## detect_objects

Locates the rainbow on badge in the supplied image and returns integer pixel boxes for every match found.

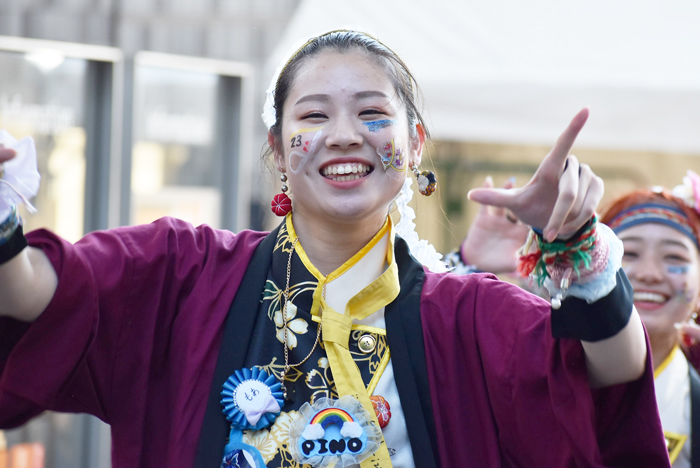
[309,408,354,427]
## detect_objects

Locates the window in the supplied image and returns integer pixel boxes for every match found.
[0,50,87,242]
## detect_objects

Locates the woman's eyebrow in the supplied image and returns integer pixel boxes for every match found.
[295,91,389,106]
[620,236,643,242]
[295,94,329,105]
[353,90,389,100]
[661,239,692,250]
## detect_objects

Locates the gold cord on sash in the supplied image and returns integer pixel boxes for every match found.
[281,237,323,400]
[286,214,399,468]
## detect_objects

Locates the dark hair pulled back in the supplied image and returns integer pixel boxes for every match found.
[264,30,430,160]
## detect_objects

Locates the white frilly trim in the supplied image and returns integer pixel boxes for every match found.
[394,178,448,273]
[543,223,623,303]
[0,129,40,220]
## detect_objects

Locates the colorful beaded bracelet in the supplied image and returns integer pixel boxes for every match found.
[517,216,598,283]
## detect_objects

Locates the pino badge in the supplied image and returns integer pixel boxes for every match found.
[288,396,382,468]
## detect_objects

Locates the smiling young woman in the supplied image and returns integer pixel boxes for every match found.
[601,178,700,468]
[0,30,669,468]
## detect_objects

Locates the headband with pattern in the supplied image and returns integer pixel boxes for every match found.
[608,170,700,248]
[608,203,699,248]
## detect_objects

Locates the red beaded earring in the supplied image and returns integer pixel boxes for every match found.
[271,172,292,216]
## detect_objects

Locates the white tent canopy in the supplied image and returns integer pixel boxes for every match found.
[265,0,700,153]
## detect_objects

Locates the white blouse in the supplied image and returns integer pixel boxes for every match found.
[655,347,692,468]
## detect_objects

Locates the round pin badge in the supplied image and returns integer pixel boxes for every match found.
[221,367,284,430]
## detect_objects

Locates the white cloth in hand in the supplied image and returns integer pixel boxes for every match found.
[0,129,40,220]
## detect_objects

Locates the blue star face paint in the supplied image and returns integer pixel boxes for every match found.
[668,265,690,274]
[363,119,396,133]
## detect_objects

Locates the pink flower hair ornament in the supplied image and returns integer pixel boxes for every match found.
[670,170,700,214]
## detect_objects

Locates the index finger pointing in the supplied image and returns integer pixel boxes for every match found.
[467,186,516,210]
[540,107,589,174]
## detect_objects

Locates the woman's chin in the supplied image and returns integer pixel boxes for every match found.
[325,205,387,225]
[640,315,684,342]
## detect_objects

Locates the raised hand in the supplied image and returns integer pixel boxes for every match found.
[467,108,603,242]
[460,176,529,273]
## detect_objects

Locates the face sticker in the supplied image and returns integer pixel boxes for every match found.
[671,280,696,304]
[289,126,324,174]
[376,139,406,177]
[362,119,396,133]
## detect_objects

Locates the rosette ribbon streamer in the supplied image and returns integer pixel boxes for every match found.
[219,367,284,468]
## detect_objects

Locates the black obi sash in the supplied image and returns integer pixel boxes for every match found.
[193,226,438,467]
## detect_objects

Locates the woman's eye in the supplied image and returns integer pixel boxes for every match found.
[622,252,638,260]
[303,112,326,119]
[360,109,384,117]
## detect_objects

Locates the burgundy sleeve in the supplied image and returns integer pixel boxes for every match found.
[0,218,242,428]
[475,276,670,467]
[421,272,670,468]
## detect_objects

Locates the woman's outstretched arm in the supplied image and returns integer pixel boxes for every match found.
[0,246,57,321]
[0,147,57,322]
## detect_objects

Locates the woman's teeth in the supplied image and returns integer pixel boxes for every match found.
[633,292,667,303]
[322,163,371,180]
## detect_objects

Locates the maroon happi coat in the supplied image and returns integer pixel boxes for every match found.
[0,217,669,467]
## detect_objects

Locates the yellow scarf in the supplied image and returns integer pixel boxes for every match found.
[286,214,399,468]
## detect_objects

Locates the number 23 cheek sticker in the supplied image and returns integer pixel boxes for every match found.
[289,126,324,174]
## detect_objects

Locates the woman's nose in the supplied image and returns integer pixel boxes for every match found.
[325,115,363,149]
[630,254,665,283]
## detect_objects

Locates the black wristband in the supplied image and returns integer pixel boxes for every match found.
[0,224,28,264]
[551,269,634,342]
[531,215,596,243]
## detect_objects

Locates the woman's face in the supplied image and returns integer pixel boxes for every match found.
[274,50,422,227]
[619,223,700,341]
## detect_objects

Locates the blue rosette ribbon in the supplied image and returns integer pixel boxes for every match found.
[219,367,284,468]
